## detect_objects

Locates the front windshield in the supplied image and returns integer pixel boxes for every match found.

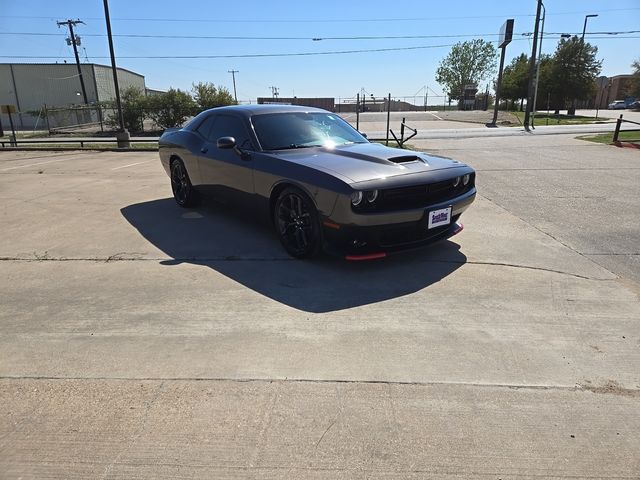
[251,112,368,151]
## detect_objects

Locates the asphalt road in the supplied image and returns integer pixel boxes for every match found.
[0,134,639,478]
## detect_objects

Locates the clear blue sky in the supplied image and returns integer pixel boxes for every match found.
[1,0,638,102]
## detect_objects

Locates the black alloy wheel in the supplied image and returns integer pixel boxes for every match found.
[170,159,197,207]
[275,187,322,258]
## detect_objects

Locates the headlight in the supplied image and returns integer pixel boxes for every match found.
[462,174,470,186]
[365,190,378,203]
[452,176,461,187]
[350,191,363,206]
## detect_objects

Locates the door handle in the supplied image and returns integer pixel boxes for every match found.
[200,147,208,153]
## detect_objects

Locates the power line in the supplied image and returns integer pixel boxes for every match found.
[3,8,640,23]
[0,41,519,60]
[2,30,638,40]
[2,35,639,62]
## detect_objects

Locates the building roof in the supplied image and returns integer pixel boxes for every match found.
[0,62,144,78]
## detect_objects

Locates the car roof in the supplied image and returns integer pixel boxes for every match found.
[183,104,332,130]
[207,104,329,117]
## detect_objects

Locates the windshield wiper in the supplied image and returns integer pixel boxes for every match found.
[269,144,318,150]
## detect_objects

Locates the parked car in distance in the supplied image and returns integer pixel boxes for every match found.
[608,100,627,109]
[627,100,640,110]
[158,105,476,260]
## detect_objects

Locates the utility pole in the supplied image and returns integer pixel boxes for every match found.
[531,2,546,128]
[57,19,88,104]
[523,0,543,131]
[228,70,239,104]
[103,0,129,147]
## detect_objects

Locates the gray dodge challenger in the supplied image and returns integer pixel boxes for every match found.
[159,104,476,260]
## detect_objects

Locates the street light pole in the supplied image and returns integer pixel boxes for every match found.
[103,0,129,148]
[569,14,598,115]
[582,14,598,42]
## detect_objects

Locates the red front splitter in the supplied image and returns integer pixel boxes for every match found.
[345,252,387,261]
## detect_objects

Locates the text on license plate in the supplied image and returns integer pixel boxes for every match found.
[428,207,452,229]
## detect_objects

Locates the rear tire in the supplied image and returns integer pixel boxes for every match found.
[170,159,197,207]
[274,187,322,258]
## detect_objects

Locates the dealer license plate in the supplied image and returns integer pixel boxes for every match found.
[427,207,452,229]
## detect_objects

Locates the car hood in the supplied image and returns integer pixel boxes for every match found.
[271,142,466,184]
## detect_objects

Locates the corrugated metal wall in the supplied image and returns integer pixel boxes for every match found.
[12,64,98,111]
[0,63,145,129]
[94,65,145,103]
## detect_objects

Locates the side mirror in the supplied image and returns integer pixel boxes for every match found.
[217,136,236,149]
[360,132,368,139]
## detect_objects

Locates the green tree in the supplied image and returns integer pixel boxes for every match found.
[531,55,554,111]
[631,58,640,97]
[546,37,602,111]
[192,82,235,110]
[500,53,529,111]
[435,39,498,100]
[146,88,197,129]
[106,86,147,132]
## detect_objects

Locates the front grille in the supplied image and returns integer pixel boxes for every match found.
[378,216,459,247]
[375,174,474,212]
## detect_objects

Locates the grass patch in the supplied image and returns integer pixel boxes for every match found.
[511,111,610,125]
[578,131,640,145]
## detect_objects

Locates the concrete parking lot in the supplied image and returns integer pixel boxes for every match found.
[1,134,639,478]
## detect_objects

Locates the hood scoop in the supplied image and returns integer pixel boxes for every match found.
[388,155,422,164]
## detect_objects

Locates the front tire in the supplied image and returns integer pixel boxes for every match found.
[170,159,197,207]
[274,187,322,258]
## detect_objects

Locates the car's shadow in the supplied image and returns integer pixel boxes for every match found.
[121,198,467,313]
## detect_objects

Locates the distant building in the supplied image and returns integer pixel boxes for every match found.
[145,87,165,97]
[590,74,636,109]
[257,97,335,111]
[0,63,146,128]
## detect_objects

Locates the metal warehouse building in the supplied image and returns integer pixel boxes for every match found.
[0,63,146,129]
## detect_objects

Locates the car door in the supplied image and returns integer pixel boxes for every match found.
[197,114,255,200]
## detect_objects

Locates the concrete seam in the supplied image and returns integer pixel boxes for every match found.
[477,193,620,280]
[0,375,591,391]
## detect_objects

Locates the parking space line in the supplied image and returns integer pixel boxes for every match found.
[111,160,154,170]
[428,112,444,120]
[0,156,79,171]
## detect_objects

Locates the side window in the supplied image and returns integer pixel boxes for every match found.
[208,115,253,149]
[195,115,217,139]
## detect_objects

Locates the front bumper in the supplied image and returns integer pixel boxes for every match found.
[322,188,475,258]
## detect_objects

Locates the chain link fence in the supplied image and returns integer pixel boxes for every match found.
[1,92,494,137]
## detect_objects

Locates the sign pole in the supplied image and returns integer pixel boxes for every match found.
[487,19,513,128]
[488,45,507,127]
